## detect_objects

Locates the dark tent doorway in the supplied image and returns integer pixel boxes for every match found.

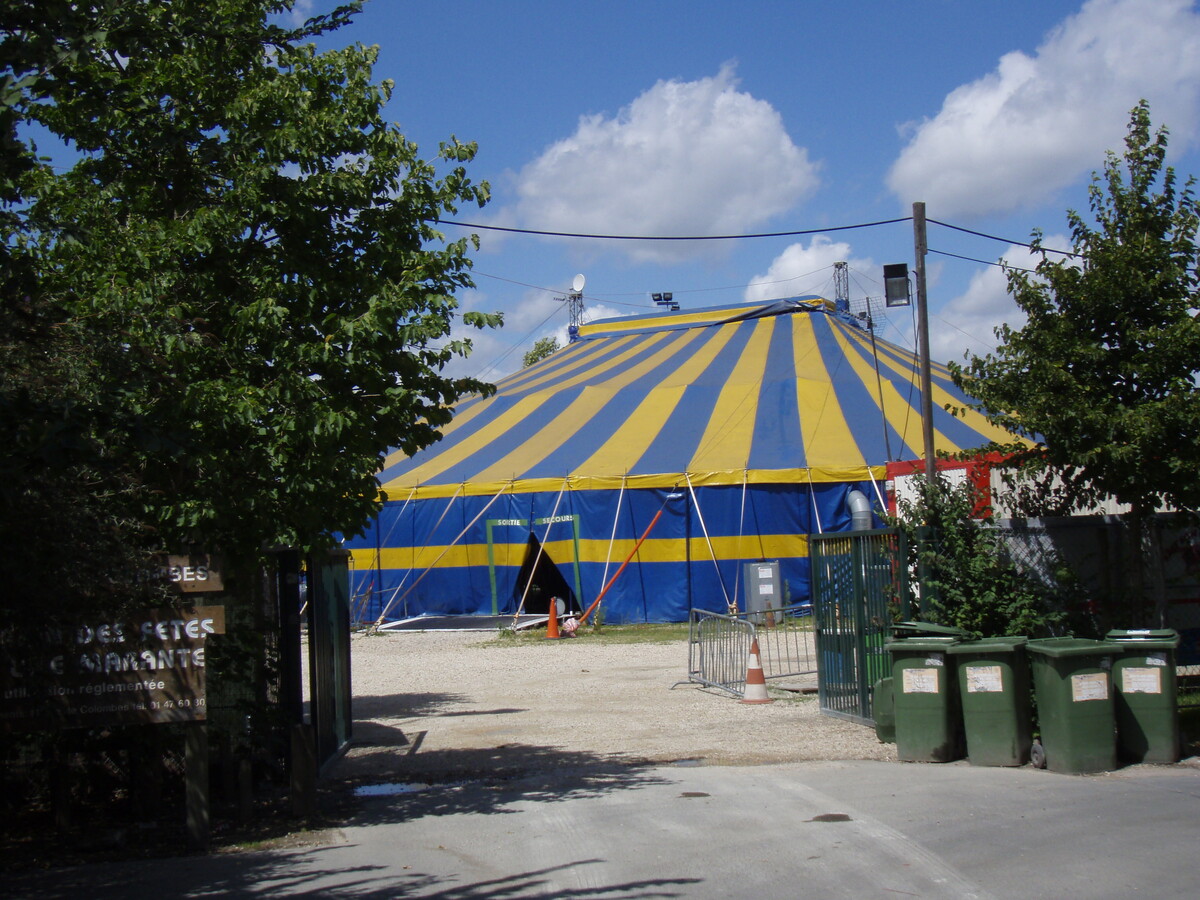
[514,533,580,615]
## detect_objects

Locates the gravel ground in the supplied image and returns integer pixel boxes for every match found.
[329,629,895,789]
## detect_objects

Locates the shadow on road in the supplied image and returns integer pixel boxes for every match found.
[329,689,675,827]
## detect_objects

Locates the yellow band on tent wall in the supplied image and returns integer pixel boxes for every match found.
[350,533,812,573]
[379,466,889,501]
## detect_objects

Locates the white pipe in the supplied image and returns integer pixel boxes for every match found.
[848,489,873,531]
[374,482,510,626]
[513,478,569,623]
[685,473,734,613]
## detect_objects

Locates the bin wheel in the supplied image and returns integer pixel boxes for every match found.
[1030,740,1046,769]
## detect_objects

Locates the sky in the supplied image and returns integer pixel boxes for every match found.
[300,0,1200,381]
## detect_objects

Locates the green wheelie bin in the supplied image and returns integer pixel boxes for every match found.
[885,636,963,762]
[948,636,1032,766]
[1027,637,1119,774]
[1106,629,1180,764]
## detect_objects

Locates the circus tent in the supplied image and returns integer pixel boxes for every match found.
[342,297,1017,624]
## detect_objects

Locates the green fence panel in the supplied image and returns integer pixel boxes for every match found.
[811,528,906,725]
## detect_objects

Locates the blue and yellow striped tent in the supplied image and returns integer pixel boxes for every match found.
[345,296,1015,624]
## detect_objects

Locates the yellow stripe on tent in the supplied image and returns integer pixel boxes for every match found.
[498,332,641,396]
[791,314,866,467]
[840,324,1026,448]
[353,532,812,572]
[689,318,774,472]
[828,323,945,455]
[472,329,700,483]
[572,321,739,475]
[381,333,670,488]
[378,335,644,474]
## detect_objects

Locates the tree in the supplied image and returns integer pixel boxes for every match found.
[951,102,1200,621]
[2,0,501,575]
[522,335,560,368]
[890,475,1069,640]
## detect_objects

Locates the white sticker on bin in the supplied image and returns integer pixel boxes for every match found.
[924,654,944,667]
[965,665,1004,693]
[1146,653,1166,666]
[902,668,939,694]
[1071,672,1109,702]
[1122,667,1162,694]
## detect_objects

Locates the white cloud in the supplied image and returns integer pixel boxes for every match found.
[887,0,1200,217]
[288,1,315,26]
[929,236,1070,364]
[744,236,875,304]
[513,64,819,263]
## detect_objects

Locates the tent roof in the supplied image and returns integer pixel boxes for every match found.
[378,296,1019,498]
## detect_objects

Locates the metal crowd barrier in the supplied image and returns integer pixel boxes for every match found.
[683,604,817,698]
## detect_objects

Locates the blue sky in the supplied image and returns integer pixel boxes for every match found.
[301,0,1200,380]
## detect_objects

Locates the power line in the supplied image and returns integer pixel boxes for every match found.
[927,217,1079,258]
[437,217,911,242]
[928,247,1035,273]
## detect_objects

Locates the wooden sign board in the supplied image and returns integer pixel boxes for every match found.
[0,606,225,730]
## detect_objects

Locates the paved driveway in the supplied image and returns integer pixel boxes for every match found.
[13,759,1200,899]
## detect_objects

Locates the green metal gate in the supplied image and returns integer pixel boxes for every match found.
[307,548,353,768]
[810,528,908,725]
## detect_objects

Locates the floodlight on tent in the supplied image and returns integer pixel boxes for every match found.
[883,263,911,307]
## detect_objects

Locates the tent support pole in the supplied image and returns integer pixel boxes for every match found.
[599,476,627,601]
[808,469,824,534]
[732,470,750,611]
[685,474,735,614]
[373,482,510,627]
[866,467,888,514]
[578,490,672,627]
[513,478,568,626]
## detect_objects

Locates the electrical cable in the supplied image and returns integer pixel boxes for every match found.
[437,216,911,242]
[926,218,1079,258]
[929,247,1035,272]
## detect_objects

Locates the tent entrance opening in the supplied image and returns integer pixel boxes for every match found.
[515,534,579,615]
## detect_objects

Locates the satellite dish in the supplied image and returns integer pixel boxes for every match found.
[572,273,586,293]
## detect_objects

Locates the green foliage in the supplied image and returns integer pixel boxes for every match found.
[2,0,502,580]
[891,475,1068,639]
[522,335,560,368]
[951,102,1200,518]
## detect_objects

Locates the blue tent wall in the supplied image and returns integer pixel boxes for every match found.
[344,478,876,624]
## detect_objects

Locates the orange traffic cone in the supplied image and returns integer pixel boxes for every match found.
[544,605,561,640]
[741,638,773,704]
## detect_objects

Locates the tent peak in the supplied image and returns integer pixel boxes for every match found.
[576,296,864,342]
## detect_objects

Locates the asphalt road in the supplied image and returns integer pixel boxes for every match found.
[13,758,1200,899]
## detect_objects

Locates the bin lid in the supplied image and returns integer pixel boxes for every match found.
[1026,637,1118,659]
[947,636,1028,655]
[1104,629,1180,649]
[891,621,970,638]
[885,636,960,653]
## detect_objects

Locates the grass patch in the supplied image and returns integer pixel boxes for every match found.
[482,622,690,647]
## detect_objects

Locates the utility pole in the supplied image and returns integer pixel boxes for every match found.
[912,201,936,482]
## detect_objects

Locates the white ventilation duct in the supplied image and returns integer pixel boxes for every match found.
[847,489,873,531]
